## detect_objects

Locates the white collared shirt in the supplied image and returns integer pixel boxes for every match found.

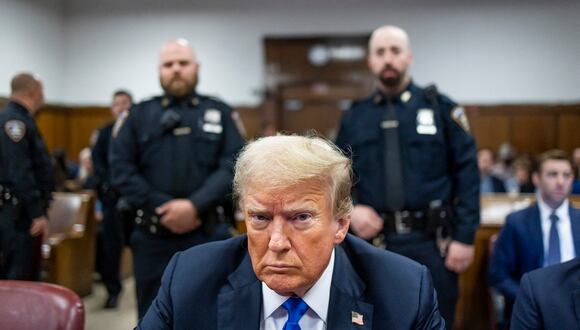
[537,195,576,266]
[260,249,335,330]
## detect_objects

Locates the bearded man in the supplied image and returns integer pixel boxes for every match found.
[110,39,245,317]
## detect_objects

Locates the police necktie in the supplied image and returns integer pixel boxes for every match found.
[281,296,309,330]
[383,98,405,212]
[546,212,561,266]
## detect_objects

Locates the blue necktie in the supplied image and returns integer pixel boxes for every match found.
[282,296,309,330]
[546,212,561,266]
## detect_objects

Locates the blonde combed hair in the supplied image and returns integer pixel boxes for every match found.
[233,134,353,219]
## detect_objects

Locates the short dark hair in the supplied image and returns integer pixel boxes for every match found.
[536,149,572,173]
[113,89,133,104]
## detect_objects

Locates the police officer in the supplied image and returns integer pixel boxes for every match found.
[92,89,133,309]
[110,39,245,318]
[0,72,55,280]
[335,25,479,328]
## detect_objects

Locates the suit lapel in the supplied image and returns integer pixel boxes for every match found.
[569,206,580,257]
[528,204,545,268]
[217,252,262,330]
[327,246,373,330]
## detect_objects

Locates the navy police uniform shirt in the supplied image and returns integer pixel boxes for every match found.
[109,92,245,216]
[335,81,479,244]
[0,101,55,219]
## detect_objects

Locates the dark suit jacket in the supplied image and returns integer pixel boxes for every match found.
[490,175,507,193]
[511,257,580,330]
[137,234,445,329]
[489,203,580,302]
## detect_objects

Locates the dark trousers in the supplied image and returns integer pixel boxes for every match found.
[130,223,231,319]
[96,201,124,297]
[386,232,458,330]
[0,205,39,280]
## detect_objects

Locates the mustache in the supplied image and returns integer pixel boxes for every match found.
[381,65,400,75]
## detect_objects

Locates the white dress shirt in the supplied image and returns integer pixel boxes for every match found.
[260,249,335,330]
[537,195,576,266]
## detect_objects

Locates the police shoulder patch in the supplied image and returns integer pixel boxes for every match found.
[4,120,26,142]
[451,106,471,133]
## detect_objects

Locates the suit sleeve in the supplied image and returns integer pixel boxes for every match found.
[91,127,108,190]
[488,215,521,301]
[441,101,480,244]
[510,273,540,330]
[415,265,447,330]
[110,109,173,207]
[137,252,181,329]
[188,107,245,214]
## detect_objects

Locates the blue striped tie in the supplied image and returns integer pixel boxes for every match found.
[282,296,309,330]
[546,212,561,266]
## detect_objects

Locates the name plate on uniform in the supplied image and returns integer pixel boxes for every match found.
[173,127,192,136]
[203,123,223,134]
[381,120,399,129]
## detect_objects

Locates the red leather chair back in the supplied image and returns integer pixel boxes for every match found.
[0,280,84,330]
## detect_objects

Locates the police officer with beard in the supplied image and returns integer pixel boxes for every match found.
[336,26,479,328]
[110,39,245,317]
[0,73,55,280]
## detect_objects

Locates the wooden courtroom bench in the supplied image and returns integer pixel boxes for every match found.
[42,191,97,297]
[454,194,580,329]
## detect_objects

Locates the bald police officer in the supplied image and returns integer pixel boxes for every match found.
[336,25,479,328]
[0,72,55,280]
[110,39,245,317]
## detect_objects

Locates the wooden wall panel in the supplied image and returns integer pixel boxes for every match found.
[558,114,580,154]
[67,107,111,159]
[36,106,69,153]
[469,114,510,150]
[511,114,557,155]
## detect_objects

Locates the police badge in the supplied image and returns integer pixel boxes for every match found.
[4,120,26,142]
[416,109,437,135]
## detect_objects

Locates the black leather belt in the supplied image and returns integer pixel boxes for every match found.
[380,210,427,234]
[0,185,18,207]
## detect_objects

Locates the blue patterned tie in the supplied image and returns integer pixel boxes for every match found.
[546,212,561,266]
[282,296,309,330]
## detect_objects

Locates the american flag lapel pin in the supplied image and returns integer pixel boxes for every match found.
[351,311,364,326]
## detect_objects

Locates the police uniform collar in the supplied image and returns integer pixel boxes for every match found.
[7,100,33,117]
[161,91,200,108]
[373,81,414,105]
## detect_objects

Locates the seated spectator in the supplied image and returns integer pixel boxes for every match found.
[511,257,580,329]
[489,149,580,325]
[573,147,580,195]
[493,142,518,192]
[478,148,507,194]
[512,156,535,194]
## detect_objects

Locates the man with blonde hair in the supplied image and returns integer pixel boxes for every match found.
[138,134,445,329]
[0,72,55,280]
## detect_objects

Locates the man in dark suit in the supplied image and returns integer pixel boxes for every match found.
[478,148,507,194]
[489,149,580,323]
[511,257,580,329]
[92,89,133,308]
[138,135,445,329]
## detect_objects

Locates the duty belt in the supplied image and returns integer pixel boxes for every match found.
[0,185,18,207]
[380,210,427,234]
[132,208,171,237]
